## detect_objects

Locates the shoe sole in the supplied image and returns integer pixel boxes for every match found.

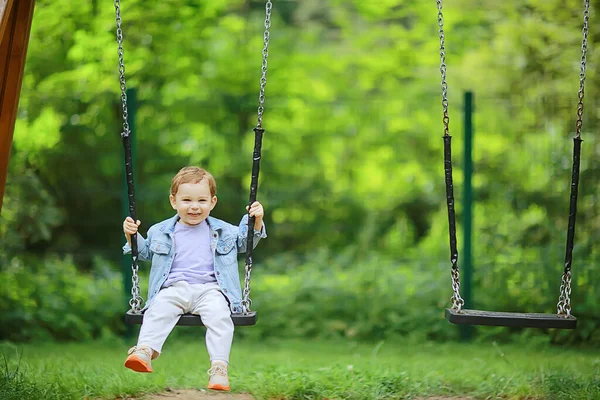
[207,383,230,391]
[124,355,152,373]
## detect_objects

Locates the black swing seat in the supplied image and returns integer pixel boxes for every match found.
[125,310,257,327]
[445,308,577,329]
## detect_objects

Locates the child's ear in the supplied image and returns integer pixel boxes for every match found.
[169,194,177,209]
[210,195,218,210]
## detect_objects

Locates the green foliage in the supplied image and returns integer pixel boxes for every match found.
[242,251,450,342]
[4,247,595,343]
[1,0,599,342]
[241,247,599,344]
[13,0,597,256]
[0,255,125,342]
[0,167,63,262]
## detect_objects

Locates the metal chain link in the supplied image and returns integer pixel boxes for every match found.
[129,254,143,312]
[115,0,130,138]
[256,1,272,129]
[557,0,589,318]
[438,0,462,310]
[115,0,143,313]
[451,268,465,311]
[240,0,273,314]
[241,262,253,313]
[557,270,572,318]
[437,0,587,317]
[574,0,589,139]
[437,0,450,136]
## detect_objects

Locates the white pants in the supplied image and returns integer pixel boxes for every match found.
[137,281,234,363]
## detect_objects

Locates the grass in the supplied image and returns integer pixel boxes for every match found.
[1,336,599,399]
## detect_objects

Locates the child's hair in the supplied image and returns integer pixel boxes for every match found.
[170,166,217,197]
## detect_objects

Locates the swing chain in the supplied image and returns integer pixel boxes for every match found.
[557,1,589,319]
[129,253,143,313]
[241,262,253,313]
[438,0,461,310]
[436,0,450,136]
[257,0,272,129]
[242,0,272,313]
[115,0,143,313]
[557,270,572,318]
[114,0,130,138]
[450,268,464,311]
[575,0,589,139]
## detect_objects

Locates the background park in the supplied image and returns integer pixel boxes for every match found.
[1,0,599,399]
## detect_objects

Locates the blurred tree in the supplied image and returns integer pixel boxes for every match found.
[3,0,598,287]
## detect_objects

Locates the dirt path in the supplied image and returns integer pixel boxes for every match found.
[124,389,476,400]
[127,389,254,400]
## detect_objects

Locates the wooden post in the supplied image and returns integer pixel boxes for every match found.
[0,0,35,213]
[1,1,16,42]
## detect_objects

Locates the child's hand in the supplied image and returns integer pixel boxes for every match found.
[123,217,141,245]
[246,201,264,231]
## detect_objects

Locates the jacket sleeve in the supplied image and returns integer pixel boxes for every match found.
[236,214,267,253]
[122,227,152,261]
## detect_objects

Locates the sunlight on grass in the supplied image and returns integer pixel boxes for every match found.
[1,338,599,399]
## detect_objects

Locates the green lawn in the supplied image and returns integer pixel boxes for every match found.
[1,336,599,399]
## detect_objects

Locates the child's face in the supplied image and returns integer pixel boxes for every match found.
[169,179,217,226]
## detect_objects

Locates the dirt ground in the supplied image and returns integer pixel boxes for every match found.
[124,389,476,400]
[124,389,254,400]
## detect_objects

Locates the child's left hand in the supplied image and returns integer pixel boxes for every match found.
[247,201,264,230]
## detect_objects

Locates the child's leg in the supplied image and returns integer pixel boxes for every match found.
[137,283,190,355]
[191,283,234,364]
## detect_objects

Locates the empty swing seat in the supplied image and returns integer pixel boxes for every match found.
[445,308,577,329]
[125,310,257,327]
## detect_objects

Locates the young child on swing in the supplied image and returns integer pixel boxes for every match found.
[121,166,266,391]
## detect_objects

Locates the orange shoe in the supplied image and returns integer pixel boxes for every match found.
[124,346,153,373]
[207,362,230,391]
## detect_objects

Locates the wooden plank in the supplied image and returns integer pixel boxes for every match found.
[125,310,258,327]
[0,0,35,214]
[0,0,15,87]
[0,0,16,44]
[445,308,577,329]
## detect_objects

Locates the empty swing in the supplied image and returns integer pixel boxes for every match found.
[436,0,589,329]
[114,0,274,327]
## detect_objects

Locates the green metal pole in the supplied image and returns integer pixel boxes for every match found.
[461,91,474,341]
[121,87,137,336]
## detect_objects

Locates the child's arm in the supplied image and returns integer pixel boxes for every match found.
[237,201,267,252]
[122,217,152,260]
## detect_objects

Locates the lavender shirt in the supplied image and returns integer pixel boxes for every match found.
[162,220,217,287]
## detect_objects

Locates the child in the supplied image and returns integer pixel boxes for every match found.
[121,166,266,391]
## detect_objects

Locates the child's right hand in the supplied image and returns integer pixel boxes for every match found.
[123,217,141,245]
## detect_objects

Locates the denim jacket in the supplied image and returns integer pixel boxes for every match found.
[123,213,267,313]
